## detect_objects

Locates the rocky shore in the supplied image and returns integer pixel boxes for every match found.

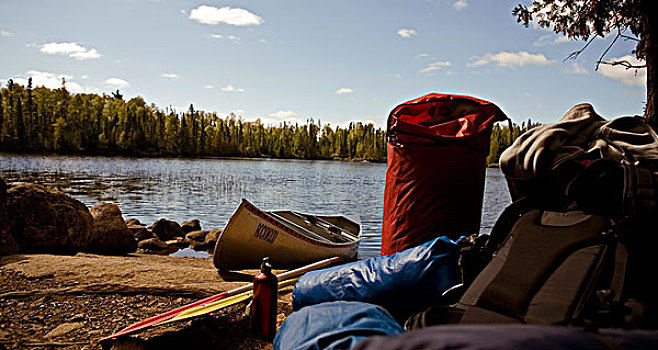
[0,253,295,349]
[0,178,291,349]
[0,178,223,258]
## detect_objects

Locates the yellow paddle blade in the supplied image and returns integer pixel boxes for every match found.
[167,291,254,323]
[278,276,300,288]
[163,276,301,324]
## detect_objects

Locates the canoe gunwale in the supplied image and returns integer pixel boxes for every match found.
[270,210,359,242]
[268,212,336,244]
[242,200,361,249]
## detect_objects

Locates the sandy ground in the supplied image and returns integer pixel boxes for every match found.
[0,253,295,350]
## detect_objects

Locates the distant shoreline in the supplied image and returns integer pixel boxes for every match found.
[0,151,515,168]
[0,150,386,164]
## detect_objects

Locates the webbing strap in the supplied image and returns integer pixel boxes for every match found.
[611,242,628,304]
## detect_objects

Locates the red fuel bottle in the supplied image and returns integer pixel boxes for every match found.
[251,257,278,341]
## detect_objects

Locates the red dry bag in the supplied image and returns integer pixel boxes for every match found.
[381,93,507,255]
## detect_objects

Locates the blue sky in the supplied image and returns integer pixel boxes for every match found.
[0,0,647,127]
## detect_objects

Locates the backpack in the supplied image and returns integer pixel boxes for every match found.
[407,201,630,327]
[406,159,658,330]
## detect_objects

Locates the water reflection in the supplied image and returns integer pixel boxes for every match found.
[0,154,510,259]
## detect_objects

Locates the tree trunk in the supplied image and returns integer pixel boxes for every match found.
[643,0,658,128]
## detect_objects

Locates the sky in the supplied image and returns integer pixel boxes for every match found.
[0,0,648,128]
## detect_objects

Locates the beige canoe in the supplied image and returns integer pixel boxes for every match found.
[213,199,361,270]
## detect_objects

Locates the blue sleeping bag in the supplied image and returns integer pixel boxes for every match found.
[274,301,404,350]
[292,236,460,319]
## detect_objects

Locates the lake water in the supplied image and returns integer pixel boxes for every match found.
[0,154,511,259]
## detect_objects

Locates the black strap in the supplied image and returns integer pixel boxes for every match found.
[484,196,538,254]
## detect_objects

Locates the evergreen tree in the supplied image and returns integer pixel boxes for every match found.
[0,82,396,162]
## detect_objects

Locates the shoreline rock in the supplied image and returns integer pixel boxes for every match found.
[151,218,185,241]
[0,178,19,255]
[186,229,210,242]
[0,176,222,260]
[87,203,137,255]
[181,219,201,233]
[128,223,153,241]
[5,181,94,254]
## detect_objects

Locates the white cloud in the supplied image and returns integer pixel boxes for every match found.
[161,73,179,79]
[598,55,647,86]
[416,53,429,59]
[70,48,101,60]
[565,62,589,75]
[420,60,451,74]
[468,51,554,68]
[105,78,130,89]
[251,110,305,126]
[397,28,417,38]
[2,70,84,93]
[0,30,12,37]
[269,110,298,119]
[189,5,263,26]
[533,34,570,46]
[203,84,215,89]
[335,88,354,95]
[211,33,241,43]
[221,84,245,92]
[39,42,101,60]
[453,0,468,11]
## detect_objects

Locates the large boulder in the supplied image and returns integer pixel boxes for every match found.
[151,219,185,241]
[5,182,93,254]
[0,178,19,256]
[87,203,137,255]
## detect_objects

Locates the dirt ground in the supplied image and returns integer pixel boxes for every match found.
[0,253,295,350]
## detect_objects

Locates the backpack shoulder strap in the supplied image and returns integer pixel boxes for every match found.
[483,196,538,256]
[459,196,539,288]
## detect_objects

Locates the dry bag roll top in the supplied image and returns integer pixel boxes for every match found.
[382,93,507,256]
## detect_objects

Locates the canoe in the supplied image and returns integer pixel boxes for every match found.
[213,199,361,270]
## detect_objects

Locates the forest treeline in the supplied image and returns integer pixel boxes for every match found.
[0,79,538,164]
